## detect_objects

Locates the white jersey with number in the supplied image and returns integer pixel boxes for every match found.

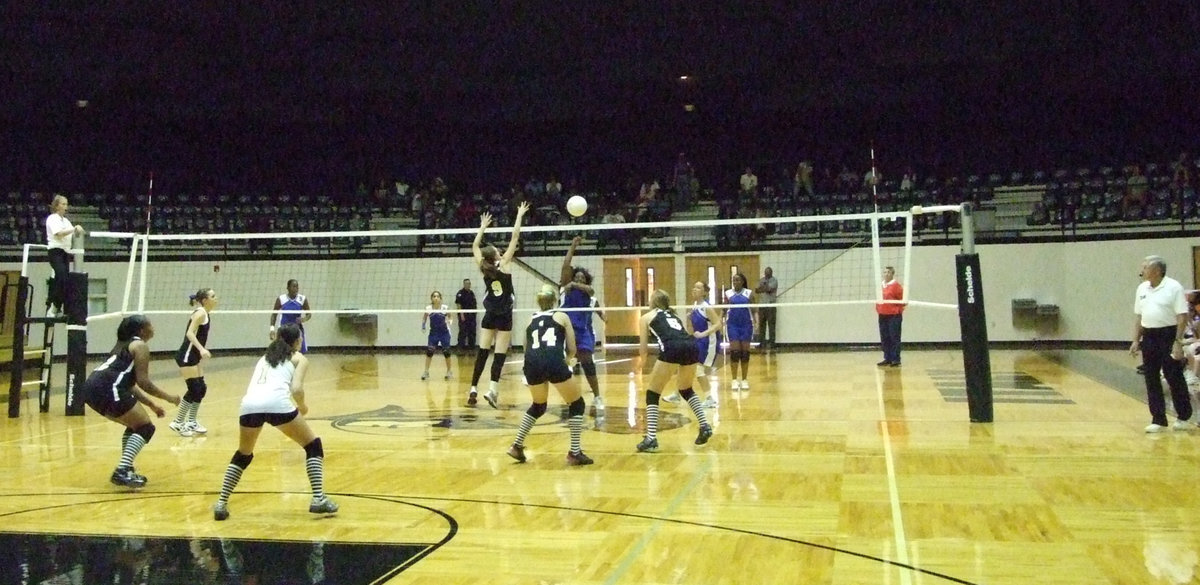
[239,357,297,415]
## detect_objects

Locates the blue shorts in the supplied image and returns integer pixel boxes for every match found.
[573,326,595,354]
[727,323,753,343]
[428,329,452,349]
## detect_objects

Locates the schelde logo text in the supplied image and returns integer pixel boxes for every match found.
[964,266,975,304]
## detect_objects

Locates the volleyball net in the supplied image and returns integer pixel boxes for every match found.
[78,205,965,350]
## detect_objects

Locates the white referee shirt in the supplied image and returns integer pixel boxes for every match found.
[45,214,74,250]
[239,357,298,415]
[1134,276,1187,328]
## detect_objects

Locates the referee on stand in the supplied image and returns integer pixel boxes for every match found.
[1132,255,1193,433]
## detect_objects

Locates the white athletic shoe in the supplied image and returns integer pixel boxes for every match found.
[1145,423,1168,434]
[444,371,452,380]
[189,420,207,434]
[169,421,194,437]
[593,395,606,411]
[483,388,499,409]
[730,380,741,391]
[662,393,681,404]
[1173,419,1195,431]
[420,371,429,380]
[701,396,719,408]
[740,380,749,391]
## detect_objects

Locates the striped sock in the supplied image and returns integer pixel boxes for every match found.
[118,433,147,469]
[513,413,537,448]
[121,428,133,451]
[217,464,245,505]
[186,401,200,424]
[645,404,659,440]
[568,414,583,454]
[685,394,710,427]
[172,401,193,426]
[306,457,325,500]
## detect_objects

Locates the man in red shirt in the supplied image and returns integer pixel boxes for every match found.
[876,266,906,366]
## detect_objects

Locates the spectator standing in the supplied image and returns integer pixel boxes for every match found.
[455,278,478,350]
[755,267,778,350]
[1132,255,1193,433]
[739,167,758,202]
[876,266,905,366]
[674,153,694,210]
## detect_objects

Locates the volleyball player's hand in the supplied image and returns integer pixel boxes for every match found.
[516,201,530,217]
[480,212,493,229]
[166,393,181,406]
[200,348,212,360]
[149,404,165,418]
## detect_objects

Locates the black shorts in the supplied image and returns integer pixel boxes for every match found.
[481,310,513,332]
[174,347,201,367]
[658,340,699,366]
[239,410,300,428]
[84,383,138,418]
[523,354,573,386]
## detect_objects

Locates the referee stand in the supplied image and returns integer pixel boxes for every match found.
[6,245,88,418]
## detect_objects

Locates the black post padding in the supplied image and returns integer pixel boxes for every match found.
[7,277,29,418]
[64,273,88,415]
[956,253,993,423]
[65,272,88,326]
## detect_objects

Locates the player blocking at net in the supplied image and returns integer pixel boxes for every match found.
[506,285,593,466]
[468,201,530,408]
[559,235,606,413]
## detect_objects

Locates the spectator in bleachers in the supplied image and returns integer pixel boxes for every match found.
[837,165,858,194]
[1124,165,1149,217]
[739,167,758,201]
[900,169,915,192]
[673,153,694,210]
[373,179,392,215]
[599,201,626,251]
[863,168,881,191]
[1173,152,1193,192]
[545,176,563,204]
[794,161,814,199]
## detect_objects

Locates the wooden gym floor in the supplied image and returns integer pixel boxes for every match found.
[0,345,1196,584]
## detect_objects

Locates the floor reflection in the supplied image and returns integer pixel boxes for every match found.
[0,533,429,585]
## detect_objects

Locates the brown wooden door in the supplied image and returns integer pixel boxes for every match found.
[685,255,759,305]
[602,257,676,339]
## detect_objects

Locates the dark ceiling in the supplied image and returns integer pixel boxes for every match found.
[3,2,1198,193]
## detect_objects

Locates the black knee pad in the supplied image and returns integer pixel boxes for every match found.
[490,353,507,381]
[231,451,254,468]
[680,388,696,400]
[425,348,435,358]
[122,427,134,441]
[442,349,451,359]
[569,397,585,417]
[184,378,204,403]
[303,437,324,459]
[476,347,492,361]
[580,359,597,378]
[527,402,548,418]
[646,390,661,406]
[134,423,156,443]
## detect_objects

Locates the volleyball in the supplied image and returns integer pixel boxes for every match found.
[566,195,588,217]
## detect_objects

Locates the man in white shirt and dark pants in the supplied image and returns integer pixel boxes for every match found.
[1132,255,1192,432]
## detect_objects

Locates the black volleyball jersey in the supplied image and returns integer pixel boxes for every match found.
[177,308,210,360]
[483,271,515,313]
[648,309,691,350]
[88,338,139,397]
[525,311,568,360]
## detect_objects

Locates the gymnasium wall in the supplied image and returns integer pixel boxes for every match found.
[3,236,1189,356]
